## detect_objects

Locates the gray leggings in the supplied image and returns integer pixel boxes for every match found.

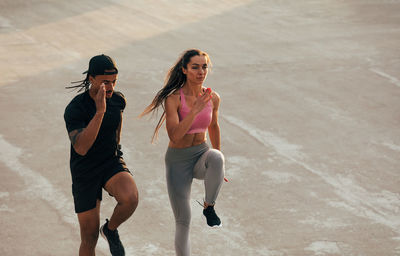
[165,143,225,256]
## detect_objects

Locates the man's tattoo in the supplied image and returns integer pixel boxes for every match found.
[69,128,84,145]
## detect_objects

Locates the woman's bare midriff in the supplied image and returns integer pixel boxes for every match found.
[168,132,207,148]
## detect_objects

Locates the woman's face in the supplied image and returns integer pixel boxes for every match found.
[89,71,118,98]
[183,55,209,85]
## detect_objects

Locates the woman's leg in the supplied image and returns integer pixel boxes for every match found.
[193,149,225,205]
[166,161,194,256]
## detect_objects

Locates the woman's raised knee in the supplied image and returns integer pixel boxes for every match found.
[208,149,225,168]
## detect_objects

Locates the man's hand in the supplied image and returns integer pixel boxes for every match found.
[95,83,106,114]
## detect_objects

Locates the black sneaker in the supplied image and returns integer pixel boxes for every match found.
[100,219,125,256]
[203,205,222,227]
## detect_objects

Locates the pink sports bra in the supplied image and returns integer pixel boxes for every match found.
[178,89,212,134]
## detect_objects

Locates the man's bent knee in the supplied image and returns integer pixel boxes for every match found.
[128,192,139,211]
[117,191,139,211]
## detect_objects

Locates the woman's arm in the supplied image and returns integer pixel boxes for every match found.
[165,92,212,143]
[208,91,221,150]
[165,94,195,143]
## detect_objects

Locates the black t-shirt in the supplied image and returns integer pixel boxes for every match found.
[64,90,126,179]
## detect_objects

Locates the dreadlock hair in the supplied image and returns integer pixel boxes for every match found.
[139,49,212,143]
[65,73,91,92]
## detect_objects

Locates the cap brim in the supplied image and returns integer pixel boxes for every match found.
[82,69,118,76]
[103,70,118,75]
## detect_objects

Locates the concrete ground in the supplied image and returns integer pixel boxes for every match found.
[1,0,400,255]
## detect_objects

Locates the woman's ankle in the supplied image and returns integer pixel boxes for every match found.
[203,202,215,209]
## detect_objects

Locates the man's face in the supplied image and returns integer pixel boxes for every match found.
[90,71,118,98]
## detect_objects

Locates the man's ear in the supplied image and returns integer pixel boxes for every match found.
[89,75,95,84]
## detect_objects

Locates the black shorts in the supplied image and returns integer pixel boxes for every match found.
[72,157,132,213]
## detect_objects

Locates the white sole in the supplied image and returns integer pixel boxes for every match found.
[99,225,109,243]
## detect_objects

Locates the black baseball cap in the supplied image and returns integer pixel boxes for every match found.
[83,54,118,76]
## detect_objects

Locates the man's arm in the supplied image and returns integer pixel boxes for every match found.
[68,84,106,156]
[68,112,104,156]
[116,111,122,145]
[115,111,123,157]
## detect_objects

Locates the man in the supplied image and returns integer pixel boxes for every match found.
[64,54,138,256]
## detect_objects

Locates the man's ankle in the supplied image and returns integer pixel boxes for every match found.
[105,219,117,231]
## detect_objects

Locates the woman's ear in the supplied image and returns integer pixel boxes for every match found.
[182,67,187,75]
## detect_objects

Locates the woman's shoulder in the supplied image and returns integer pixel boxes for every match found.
[172,89,181,96]
[210,90,220,98]
[165,90,180,105]
[167,90,180,100]
[210,89,221,106]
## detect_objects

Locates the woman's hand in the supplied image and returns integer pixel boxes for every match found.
[191,88,212,114]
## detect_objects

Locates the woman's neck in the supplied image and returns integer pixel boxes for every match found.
[183,82,203,96]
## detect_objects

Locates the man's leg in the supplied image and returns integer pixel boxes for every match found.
[77,200,101,256]
[104,172,139,230]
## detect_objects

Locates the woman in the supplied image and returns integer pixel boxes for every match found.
[140,49,225,256]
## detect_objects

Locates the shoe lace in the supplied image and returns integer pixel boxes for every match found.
[196,199,220,220]
[196,199,204,207]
